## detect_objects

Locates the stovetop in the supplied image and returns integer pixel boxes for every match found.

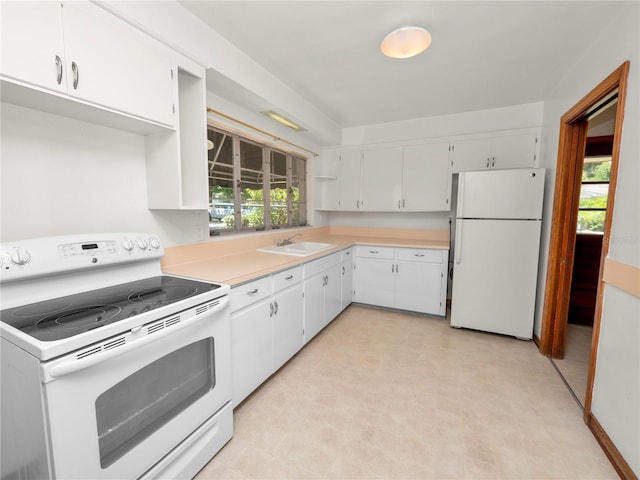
[0,275,222,342]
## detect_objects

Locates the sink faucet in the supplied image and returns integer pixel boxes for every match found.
[277,233,302,246]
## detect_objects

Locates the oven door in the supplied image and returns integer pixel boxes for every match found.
[40,296,231,480]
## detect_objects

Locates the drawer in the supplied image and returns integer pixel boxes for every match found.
[273,266,303,292]
[341,247,354,262]
[304,252,340,278]
[230,276,272,313]
[355,245,395,259]
[396,248,447,264]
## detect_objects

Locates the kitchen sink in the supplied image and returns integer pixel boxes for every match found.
[257,241,336,256]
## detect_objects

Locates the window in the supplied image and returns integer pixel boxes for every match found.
[578,155,611,234]
[207,126,307,234]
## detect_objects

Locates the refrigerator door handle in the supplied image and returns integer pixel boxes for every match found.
[455,219,463,264]
[457,173,465,218]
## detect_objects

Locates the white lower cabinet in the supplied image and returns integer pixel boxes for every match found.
[231,244,447,406]
[230,267,302,406]
[354,246,448,316]
[272,269,304,372]
[341,248,354,311]
[230,297,272,407]
[303,253,341,344]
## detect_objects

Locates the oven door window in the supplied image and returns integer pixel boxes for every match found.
[95,338,215,468]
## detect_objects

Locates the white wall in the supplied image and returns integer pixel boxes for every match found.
[535,2,639,474]
[0,103,206,246]
[342,102,544,146]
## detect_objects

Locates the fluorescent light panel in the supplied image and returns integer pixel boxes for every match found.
[261,110,307,132]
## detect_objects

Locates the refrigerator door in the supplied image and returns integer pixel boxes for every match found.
[457,168,545,220]
[451,218,542,339]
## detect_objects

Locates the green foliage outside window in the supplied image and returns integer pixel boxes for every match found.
[578,158,611,233]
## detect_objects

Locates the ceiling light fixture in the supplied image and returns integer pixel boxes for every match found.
[261,110,307,132]
[381,26,431,59]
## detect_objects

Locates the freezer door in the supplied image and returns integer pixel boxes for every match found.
[457,168,545,219]
[450,219,542,339]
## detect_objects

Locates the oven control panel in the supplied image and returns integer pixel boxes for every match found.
[0,233,165,283]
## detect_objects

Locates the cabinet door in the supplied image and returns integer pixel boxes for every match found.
[338,150,362,210]
[0,1,67,94]
[491,133,537,169]
[341,259,353,311]
[272,284,303,372]
[395,261,443,314]
[324,263,342,324]
[451,138,492,172]
[361,147,403,211]
[230,300,272,406]
[61,2,174,126]
[354,257,395,308]
[303,273,325,344]
[402,142,451,211]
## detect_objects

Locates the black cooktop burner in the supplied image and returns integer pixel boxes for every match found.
[0,276,221,342]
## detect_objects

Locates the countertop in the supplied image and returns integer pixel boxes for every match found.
[162,227,449,287]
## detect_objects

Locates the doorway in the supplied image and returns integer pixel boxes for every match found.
[551,115,615,407]
[539,62,629,419]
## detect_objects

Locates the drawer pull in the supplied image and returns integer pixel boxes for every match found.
[369,250,379,254]
[414,254,425,257]
[285,275,294,280]
[246,288,259,295]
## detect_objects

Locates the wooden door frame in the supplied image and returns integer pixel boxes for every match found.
[538,62,629,409]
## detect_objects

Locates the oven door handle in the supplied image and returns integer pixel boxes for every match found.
[43,296,229,383]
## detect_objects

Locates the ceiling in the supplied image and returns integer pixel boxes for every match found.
[179,1,618,130]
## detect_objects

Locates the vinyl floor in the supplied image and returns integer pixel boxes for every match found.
[195,305,617,479]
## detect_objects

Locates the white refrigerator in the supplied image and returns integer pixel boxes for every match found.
[450,168,545,339]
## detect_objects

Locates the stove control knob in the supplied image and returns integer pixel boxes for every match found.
[122,239,134,252]
[136,238,148,250]
[10,248,31,266]
[149,237,161,250]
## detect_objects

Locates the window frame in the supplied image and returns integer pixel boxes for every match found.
[207,124,307,234]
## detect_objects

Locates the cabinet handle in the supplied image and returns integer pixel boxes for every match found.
[55,55,63,85]
[285,275,293,280]
[274,301,278,315]
[246,288,259,295]
[491,157,495,167]
[392,264,395,273]
[398,200,401,209]
[396,264,399,274]
[369,250,379,254]
[342,265,345,275]
[345,251,351,255]
[402,199,406,208]
[356,200,360,209]
[269,302,274,317]
[71,61,79,89]
[414,253,425,257]
[486,157,490,168]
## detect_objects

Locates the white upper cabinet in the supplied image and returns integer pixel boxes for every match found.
[1,2,67,94]
[361,147,403,211]
[337,150,363,210]
[331,142,451,212]
[61,2,174,127]
[452,131,538,172]
[402,142,452,211]
[1,1,174,131]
